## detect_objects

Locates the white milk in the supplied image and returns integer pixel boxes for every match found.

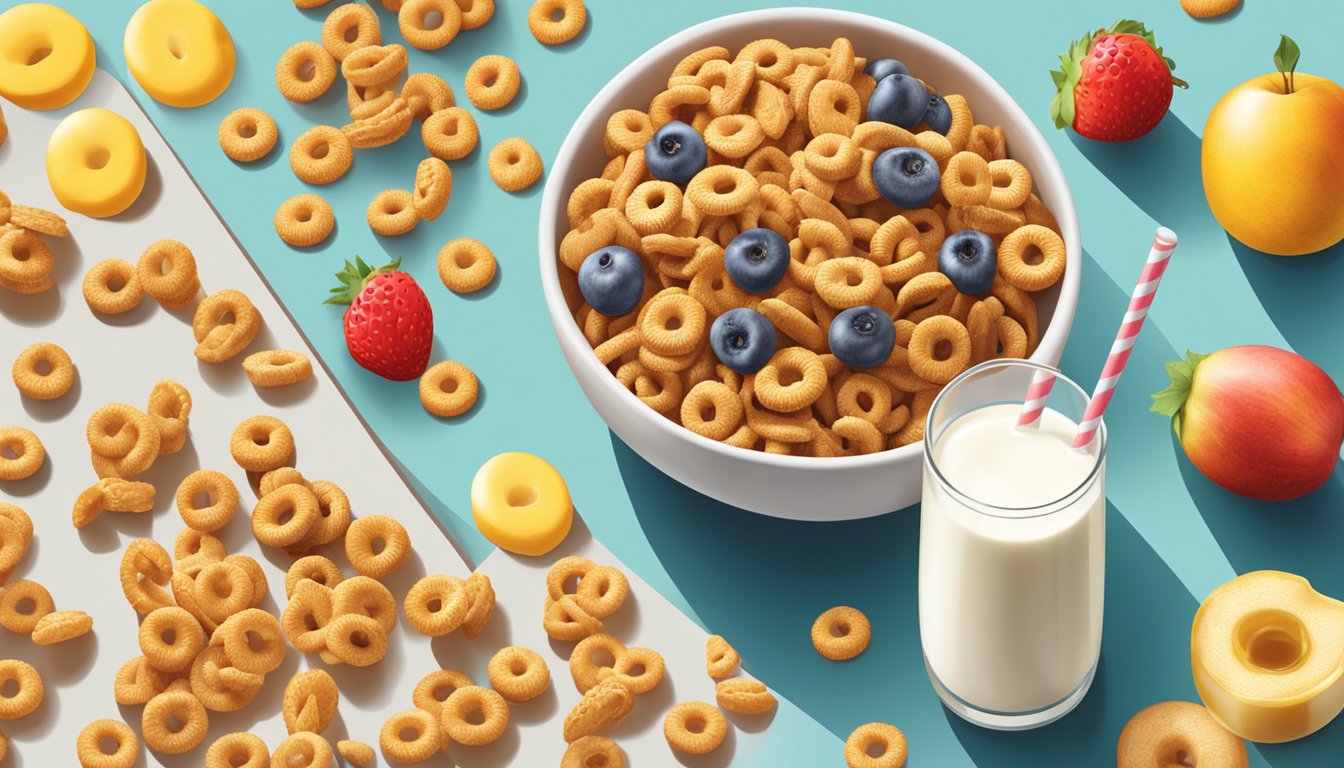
[919,403,1105,717]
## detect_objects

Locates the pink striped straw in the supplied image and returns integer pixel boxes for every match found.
[1016,369,1058,427]
[1070,226,1178,449]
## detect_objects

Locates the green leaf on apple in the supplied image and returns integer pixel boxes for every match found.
[1274,34,1300,93]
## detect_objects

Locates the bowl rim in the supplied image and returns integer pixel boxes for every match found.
[538,6,1081,471]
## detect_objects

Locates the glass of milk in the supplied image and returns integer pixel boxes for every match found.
[919,359,1105,730]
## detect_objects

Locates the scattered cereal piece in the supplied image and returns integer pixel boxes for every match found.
[321,3,381,61]
[488,137,544,192]
[0,426,44,481]
[343,96,415,148]
[146,379,192,455]
[811,605,871,661]
[137,240,200,308]
[242,349,314,388]
[76,719,138,768]
[277,41,337,103]
[0,230,54,291]
[175,470,239,532]
[412,157,452,220]
[399,0,462,50]
[344,514,410,578]
[31,609,93,645]
[11,342,74,400]
[564,676,634,743]
[716,678,777,715]
[291,126,354,186]
[705,634,741,679]
[366,188,420,236]
[341,44,408,88]
[442,685,509,745]
[193,289,263,363]
[664,701,728,755]
[423,106,479,160]
[0,659,43,718]
[0,579,53,633]
[488,646,551,702]
[82,258,144,315]
[437,238,496,294]
[402,73,455,119]
[465,54,521,110]
[9,205,68,238]
[844,722,907,768]
[528,0,586,46]
[380,708,441,762]
[218,108,278,163]
[456,0,495,29]
[141,689,208,755]
[326,613,388,666]
[412,669,474,717]
[562,736,624,768]
[205,732,269,768]
[419,360,479,417]
[273,732,333,767]
[337,739,376,767]
[275,193,336,248]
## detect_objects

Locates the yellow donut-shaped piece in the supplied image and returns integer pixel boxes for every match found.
[471,452,572,557]
[124,0,235,108]
[46,108,147,218]
[0,3,96,110]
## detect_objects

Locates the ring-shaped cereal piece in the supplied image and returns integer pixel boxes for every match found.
[124,0,235,108]
[704,114,764,159]
[686,165,759,216]
[998,224,1067,292]
[399,0,462,50]
[76,718,139,768]
[402,573,468,636]
[276,42,336,103]
[624,181,683,235]
[419,360,479,417]
[139,606,205,673]
[663,701,728,755]
[0,229,53,286]
[461,570,496,640]
[569,633,622,693]
[706,634,740,679]
[811,605,871,661]
[367,189,419,236]
[753,347,826,412]
[680,381,744,441]
[290,126,353,186]
[488,646,551,703]
[112,656,170,706]
[437,238,496,294]
[807,79,860,137]
[229,415,294,473]
[605,110,652,156]
[344,514,410,579]
[465,55,521,111]
[528,0,586,45]
[837,373,892,426]
[0,659,42,720]
[217,608,286,675]
[175,470,238,532]
[805,133,862,181]
[574,565,629,619]
[286,555,344,598]
[986,159,1032,210]
[0,3,95,109]
[402,73,455,119]
[562,736,624,768]
[639,292,707,357]
[141,690,208,755]
[412,157,453,220]
[908,315,972,385]
[11,342,74,400]
[321,3,381,61]
[608,645,665,695]
[941,151,992,208]
[488,137,544,192]
[380,708,441,762]
[442,686,510,746]
[275,194,335,248]
[218,108,277,163]
[547,556,596,601]
[252,484,319,547]
[815,257,882,309]
[281,581,333,654]
[332,576,398,634]
[194,562,255,623]
[272,732,333,768]
[205,732,268,768]
[325,613,388,667]
[120,539,173,615]
[289,480,352,552]
[454,0,495,29]
[242,349,313,388]
[470,452,574,557]
[193,289,262,363]
[82,259,144,315]
[0,579,54,634]
[146,379,191,454]
[715,679,777,715]
[1116,701,1248,768]
[844,722,907,768]
[137,239,199,307]
[422,107,479,160]
[413,669,475,717]
[0,426,44,481]
[340,44,407,88]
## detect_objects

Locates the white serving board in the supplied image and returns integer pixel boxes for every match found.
[0,72,823,766]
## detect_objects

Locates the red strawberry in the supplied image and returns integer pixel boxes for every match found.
[326,257,432,381]
[1051,20,1187,142]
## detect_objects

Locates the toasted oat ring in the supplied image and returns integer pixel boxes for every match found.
[193,289,262,363]
[402,73,455,120]
[194,562,255,623]
[605,110,652,157]
[941,151,992,207]
[321,3,381,61]
[437,238,496,294]
[380,708,441,762]
[412,157,453,220]
[0,426,44,481]
[716,679,777,715]
[345,514,410,578]
[272,732,333,768]
[367,189,419,236]
[275,194,335,248]
[139,606,205,673]
[175,470,238,532]
[528,0,585,45]
[570,633,623,693]
[341,44,407,88]
[326,613,387,666]
[218,609,286,674]
[574,565,628,619]
[229,415,294,473]
[562,736,624,768]
[454,0,494,28]
[0,659,41,719]
[546,555,596,600]
[545,594,603,641]
[816,257,882,309]
[0,229,52,286]
[812,605,871,661]
[754,347,826,412]
[141,690,208,755]
[281,581,334,653]
[399,0,462,50]
[413,669,474,717]
[113,656,170,706]
[705,634,741,679]
[664,701,728,755]
[289,480,352,553]
[419,361,479,417]
[805,132,862,180]
[488,137,544,192]
[422,107,479,160]
[82,258,144,315]
[807,79,860,136]
[680,381,743,441]
[276,42,336,104]
[291,126,353,185]
[137,239,199,306]
[625,181,683,235]
[703,114,764,159]
[11,342,74,400]
[332,576,398,634]
[908,315,972,385]
[286,555,344,597]
[488,646,551,703]
[442,686,509,746]
[402,573,468,636]
[605,645,665,695]
[242,349,313,388]
[986,159,1032,210]
[837,373,893,426]
[465,55,521,110]
[639,292,707,356]
[845,722,907,768]
[120,539,173,615]
[252,485,319,547]
[344,95,415,148]
[216,108,278,167]
[0,579,53,633]
[146,379,191,454]
[999,224,1066,292]
[685,165,759,217]
[77,718,139,768]
[205,732,268,768]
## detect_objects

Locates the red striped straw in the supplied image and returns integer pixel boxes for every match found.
[1016,369,1058,427]
[1069,227,1178,449]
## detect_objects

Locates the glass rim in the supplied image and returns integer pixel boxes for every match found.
[922,358,1107,519]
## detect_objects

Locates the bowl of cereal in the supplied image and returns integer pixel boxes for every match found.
[539,8,1080,521]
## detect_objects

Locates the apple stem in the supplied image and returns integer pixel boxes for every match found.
[1274,34,1300,95]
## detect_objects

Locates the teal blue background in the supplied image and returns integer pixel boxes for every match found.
[23,0,1344,763]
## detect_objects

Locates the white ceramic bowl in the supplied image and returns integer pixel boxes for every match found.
[539,8,1081,521]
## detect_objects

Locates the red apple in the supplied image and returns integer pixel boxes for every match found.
[1152,346,1344,500]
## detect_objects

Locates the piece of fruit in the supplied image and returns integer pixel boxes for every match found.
[644,120,706,186]
[863,58,909,82]
[710,308,776,375]
[828,306,895,369]
[326,257,432,381]
[937,230,997,295]
[1050,19,1185,142]
[724,228,789,295]
[922,92,952,135]
[867,73,928,129]
[578,246,644,317]
[1151,346,1344,500]
[1202,36,1344,255]
[872,146,939,209]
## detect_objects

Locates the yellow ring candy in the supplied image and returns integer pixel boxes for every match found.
[124,0,235,108]
[471,452,573,557]
[0,3,96,110]
[46,108,147,218]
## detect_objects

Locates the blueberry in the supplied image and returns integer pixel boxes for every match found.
[724,228,790,294]
[711,308,777,375]
[644,120,707,186]
[829,306,896,369]
[937,230,997,295]
[578,246,644,316]
[872,147,939,209]
[867,73,929,129]
[863,57,910,82]
[922,92,952,134]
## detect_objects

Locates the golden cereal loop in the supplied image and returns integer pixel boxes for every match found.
[112,656,171,706]
[574,565,629,619]
[322,3,381,61]
[348,81,396,120]
[402,73,455,119]
[175,470,238,532]
[380,708,441,762]
[999,224,1066,292]
[174,527,226,562]
[338,740,375,767]
[205,732,268,768]
[753,347,827,411]
[804,133,862,180]
[218,609,286,675]
[275,194,335,248]
[488,137,544,192]
[193,289,262,363]
[31,609,93,645]
[0,273,53,295]
[260,466,308,496]
[565,676,635,743]
[812,605,871,661]
[273,732,333,768]
[663,701,727,755]
[1023,193,1060,232]
[907,315,971,385]
[283,669,339,734]
[837,373,892,426]
[225,554,268,607]
[218,108,278,162]
[686,165,759,216]
[282,581,334,653]
[419,360,479,417]
[137,239,199,307]
[488,646,551,703]
[230,415,295,473]
[242,349,313,388]
[252,484,319,547]
[422,106,479,160]
[967,123,1007,162]
[0,427,43,481]
[367,189,419,236]
[189,645,262,713]
[544,594,602,641]
[562,736,625,768]
[816,257,882,309]
[291,125,353,185]
[437,238,496,295]
[194,562,256,623]
[529,0,585,45]
[341,44,408,88]
[639,292,706,356]
[276,42,336,103]
[343,96,415,148]
[289,480,352,552]
[569,633,622,693]
[139,606,204,673]
[332,576,398,634]
[465,55,521,110]
[941,151,991,207]
[704,114,764,159]
[12,342,73,400]
[413,157,453,220]
[8,205,68,237]
[76,718,139,768]
[82,258,143,315]
[952,203,1026,238]
[453,0,494,28]
[605,109,652,156]
[286,555,344,597]
[705,634,740,679]
[142,690,208,755]
[0,578,52,633]
[807,79,861,136]
[413,669,474,716]
[845,722,907,768]
[0,659,41,719]
[344,514,410,578]
[120,539,174,615]
[399,0,462,50]
[986,159,1032,210]
[460,571,495,639]
[606,645,665,695]
[443,686,510,745]
[624,181,682,236]
[326,613,387,666]
[716,679,777,715]
[402,574,468,637]
[0,229,53,286]
[143,380,189,456]
[0,504,31,548]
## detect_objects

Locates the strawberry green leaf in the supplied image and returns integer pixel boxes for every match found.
[324,256,403,306]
